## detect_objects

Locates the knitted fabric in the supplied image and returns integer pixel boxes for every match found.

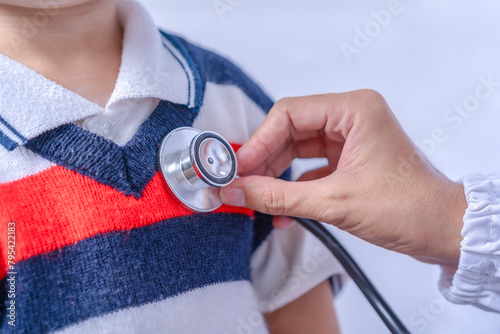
[0,32,289,333]
[0,3,343,332]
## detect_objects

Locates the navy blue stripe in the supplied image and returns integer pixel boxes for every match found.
[336,274,343,293]
[0,213,253,334]
[252,211,274,250]
[0,114,26,144]
[0,131,18,151]
[0,279,6,328]
[328,274,344,297]
[26,100,199,198]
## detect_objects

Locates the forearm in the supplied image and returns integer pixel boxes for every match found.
[264,281,340,334]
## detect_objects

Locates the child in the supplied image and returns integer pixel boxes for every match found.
[0,0,344,332]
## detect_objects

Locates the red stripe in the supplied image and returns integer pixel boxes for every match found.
[0,144,249,279]
[230,143,241,153]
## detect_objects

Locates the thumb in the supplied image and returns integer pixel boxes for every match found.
[220,175,336,220]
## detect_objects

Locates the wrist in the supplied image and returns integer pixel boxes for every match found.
[418,178,466,267]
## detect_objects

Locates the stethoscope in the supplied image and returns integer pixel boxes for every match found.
[158,127,410,334]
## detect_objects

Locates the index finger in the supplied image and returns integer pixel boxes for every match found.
[237,93,350,175]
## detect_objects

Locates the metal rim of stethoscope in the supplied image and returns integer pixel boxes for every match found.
[158,127,237,212]
[157,127,409,333]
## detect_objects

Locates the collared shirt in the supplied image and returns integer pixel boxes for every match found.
[0,1,344,333]
[0,0,194,150]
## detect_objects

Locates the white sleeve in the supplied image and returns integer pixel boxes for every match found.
[250,223,347,314]
[439,174,500,312]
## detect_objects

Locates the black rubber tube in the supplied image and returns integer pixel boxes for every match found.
[293,217,410,334]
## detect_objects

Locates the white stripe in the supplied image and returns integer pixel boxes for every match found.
[161,35,197,108]
[250,223,346,313]
[192,82,267,144]
[0,146,55,183]
[52,281,269,334]
[0,121,24,145]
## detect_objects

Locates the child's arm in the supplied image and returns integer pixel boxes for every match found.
[264,281,340,334]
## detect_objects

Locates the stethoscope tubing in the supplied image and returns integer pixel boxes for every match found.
[293,217,410,334]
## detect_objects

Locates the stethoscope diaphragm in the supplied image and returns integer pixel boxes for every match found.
[158,127,237,212]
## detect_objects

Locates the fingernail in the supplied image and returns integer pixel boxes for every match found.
[220,187,246,207]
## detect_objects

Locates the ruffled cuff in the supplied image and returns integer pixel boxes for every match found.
[439,174,500,312]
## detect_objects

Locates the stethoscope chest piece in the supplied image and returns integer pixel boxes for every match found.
[158,127,237,212]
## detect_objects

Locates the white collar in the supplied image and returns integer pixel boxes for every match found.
[0,0,196,151]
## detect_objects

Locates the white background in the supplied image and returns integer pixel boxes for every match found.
[139,0,500,333]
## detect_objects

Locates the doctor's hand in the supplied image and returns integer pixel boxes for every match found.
[220,90,467,267]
